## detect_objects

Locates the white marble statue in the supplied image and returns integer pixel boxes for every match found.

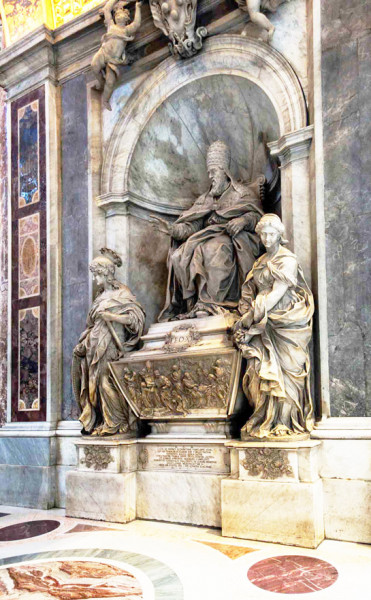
[234,214,315,439]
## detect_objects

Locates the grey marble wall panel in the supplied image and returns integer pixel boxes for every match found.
[0,465,56,509]
[321,1,371,416]
[128,215,169,328]
[0,437,56,466]
[61,74,90,420]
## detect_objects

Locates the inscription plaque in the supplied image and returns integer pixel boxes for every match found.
[139,444,230,474]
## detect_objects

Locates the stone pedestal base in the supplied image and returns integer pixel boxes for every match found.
[65,438,137,523]
[136,437,230,527]
[66,470,136,522]
[221,440,324,548]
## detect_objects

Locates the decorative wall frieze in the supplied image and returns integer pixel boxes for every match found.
[268,125,313,168]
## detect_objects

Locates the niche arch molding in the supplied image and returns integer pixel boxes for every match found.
[98,34,307,213]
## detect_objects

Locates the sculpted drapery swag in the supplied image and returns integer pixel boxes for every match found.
[159,177,264,321]
[238,245,315,438]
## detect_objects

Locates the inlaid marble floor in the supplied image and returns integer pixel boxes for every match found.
[0,506,369,599]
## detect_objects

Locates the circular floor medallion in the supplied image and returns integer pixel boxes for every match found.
[0,560,143,598]
[248,555,338,594]
[0,520,60,542]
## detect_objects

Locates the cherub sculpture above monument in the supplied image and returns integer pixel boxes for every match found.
[233,214,315,440]
[149,0,207,58]
[91,0,143,110]
[72,248,145,436]
[151,141,265,321]
[235,0,288,42]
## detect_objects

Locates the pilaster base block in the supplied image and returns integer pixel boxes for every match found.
[137,471,223,527]
[66,470,136,523]
[136,437,229,527]
[222,440,324,548]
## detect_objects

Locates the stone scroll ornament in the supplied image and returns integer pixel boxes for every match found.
[235,0,289,42]
[71,248,145,436]
[233,214,315,440]
[149,0,207,58]
[91,0,143,110]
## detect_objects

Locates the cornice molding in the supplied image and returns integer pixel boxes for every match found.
[0,2,252,96]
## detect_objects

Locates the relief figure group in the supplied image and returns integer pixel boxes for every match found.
[122,358,231,416]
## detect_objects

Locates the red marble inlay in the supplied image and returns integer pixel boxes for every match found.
[248,555,338,594]
[0,519,60,541]
[0,560,143,598]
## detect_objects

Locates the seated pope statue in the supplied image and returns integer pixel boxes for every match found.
[151,140,265,321]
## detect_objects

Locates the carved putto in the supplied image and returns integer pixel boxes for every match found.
[91,0,143,110]
[72,248,145,436]
[235,0,288,42]
[233,214,314,440]
[149,0,207,58]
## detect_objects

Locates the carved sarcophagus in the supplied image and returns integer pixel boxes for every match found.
[109,315,241,422]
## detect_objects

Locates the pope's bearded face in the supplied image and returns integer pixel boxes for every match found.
[208,167,228,196]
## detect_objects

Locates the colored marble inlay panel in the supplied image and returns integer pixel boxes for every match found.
[0,560,143,598]
[18,213,40,298]
[18,307,40,411]
[11,86,46,422]
[195,540,256,559]
[65,524,126,534]
[248,555,338,594]
[0,520,60,542]
[0,549,183,599]
[18,101,39,208]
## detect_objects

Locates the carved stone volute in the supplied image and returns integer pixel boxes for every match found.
[149,0,207,58]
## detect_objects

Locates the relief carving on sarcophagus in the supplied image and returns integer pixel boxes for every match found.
[110,344,241,420]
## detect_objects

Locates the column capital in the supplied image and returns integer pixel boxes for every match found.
[268,125,314,168]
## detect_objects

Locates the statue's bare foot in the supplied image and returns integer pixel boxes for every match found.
[103,99,112,111]
[272,424,291,437]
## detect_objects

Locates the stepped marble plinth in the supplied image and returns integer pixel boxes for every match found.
[66,438,137,523]
[222,440,324,548]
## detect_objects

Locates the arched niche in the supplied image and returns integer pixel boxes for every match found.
[127,74,280,211]
[97,34,312,327]
[99,34,307,207]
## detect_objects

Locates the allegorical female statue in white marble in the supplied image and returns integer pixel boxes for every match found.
[72,249,145,436]
[151,140,264,321]
[234,214,315,439]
